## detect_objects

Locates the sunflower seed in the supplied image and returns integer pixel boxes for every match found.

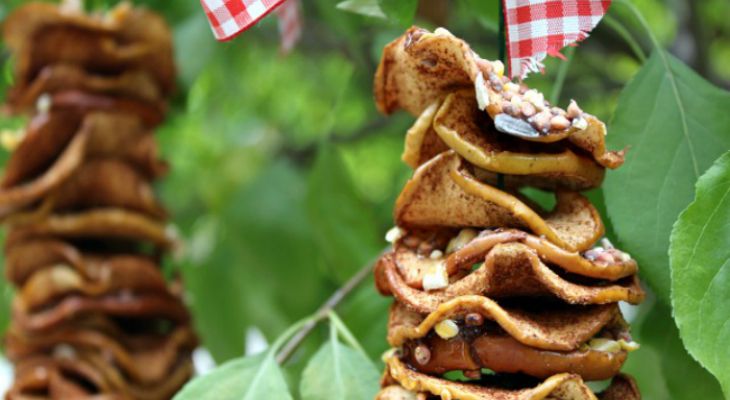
[494,113,541,138]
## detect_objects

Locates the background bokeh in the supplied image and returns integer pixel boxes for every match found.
[1,0,729,398]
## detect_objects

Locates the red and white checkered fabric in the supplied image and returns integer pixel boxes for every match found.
[201,0,301,49]
[503,0,611,78]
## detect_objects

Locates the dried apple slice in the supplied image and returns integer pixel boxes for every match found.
[9,351,194,400]
[401,332,627,380]
[6,208,175,251]
[378,354,640,400]
[3,2,175,96]
[0,112,90,215]
[387,296,618,351]
[395,151,603,252]
[376,229,641,307]
[0,111,167,218]
[9,355,115,399]
[49,90,165,127]
[387,300,636,381]
[4,237,163,286]
[47,159,166,219]
[6,321,196,385]
[7,64,164,113]
[12,291,190,333]
[375,27,624,168]
[402,95,605,190]
[401,101,451,168]
[5,159,167,222]
[433,91,604,190]
[15,257,168,312]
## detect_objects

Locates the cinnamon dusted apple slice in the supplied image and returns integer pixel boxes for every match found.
[401,101,451,168]
[388,300,637,381]
[403,92,605,190]
[49,90,165,127]
[3,2,175,97]
[374,231,643,313]
[387,296,619,352]
[4,236,164,286]
[398,316,633,381]
[4,238,84,285]
[5,159,166,222]
[6,317,197,385]
[0,112,90,216]
[82,113,168,178]
[378,353,641,400]
[395,151,603,252]
[9,351,194,400]
[9,355,116,399]
[6,208,175,250]
[15,256,168,313]
[48,159,165,218]
[433,91,604,190]
[47,159,164,219]
[7,64,164,113]
[12,290,190,334]
[86,349,194,400]
[0,111,167,217]
[375,26,624,169]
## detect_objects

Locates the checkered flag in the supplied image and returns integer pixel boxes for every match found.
[201,0,302,51]
[503,0,612,78]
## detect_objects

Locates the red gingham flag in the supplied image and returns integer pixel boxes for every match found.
[201,0,302,49]
[503,0,612,78]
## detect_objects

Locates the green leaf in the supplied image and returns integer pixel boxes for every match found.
[630,301,723,399]
[670,151,730,397]
[180,161,327,361]
[299,321,380,400]
[306,144,381,283]
[604,50,730,302]
[377,0,418,27]
[336,0,386,19]
[174,353,292,400]
[174,319,309,400]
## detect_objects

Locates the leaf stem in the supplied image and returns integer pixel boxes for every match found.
[602,15,647,63]
[613,0,660,51]
[269,317,313,356]
[274,249,387,364]
[328,311,369,359]
[549,46,575,105]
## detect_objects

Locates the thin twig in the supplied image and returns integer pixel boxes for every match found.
[275,249,387,364]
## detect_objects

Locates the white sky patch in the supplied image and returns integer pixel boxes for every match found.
[193,347,217,376]
[619,301,639,323]
[245,326,269,356]
[0,356,13,398]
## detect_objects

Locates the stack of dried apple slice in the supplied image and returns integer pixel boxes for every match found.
[373,27,644,400]
[0,3,196,399]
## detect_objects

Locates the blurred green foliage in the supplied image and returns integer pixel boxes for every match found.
[1,0,730,398]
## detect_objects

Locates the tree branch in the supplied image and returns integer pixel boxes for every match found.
[275,249,388,364]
